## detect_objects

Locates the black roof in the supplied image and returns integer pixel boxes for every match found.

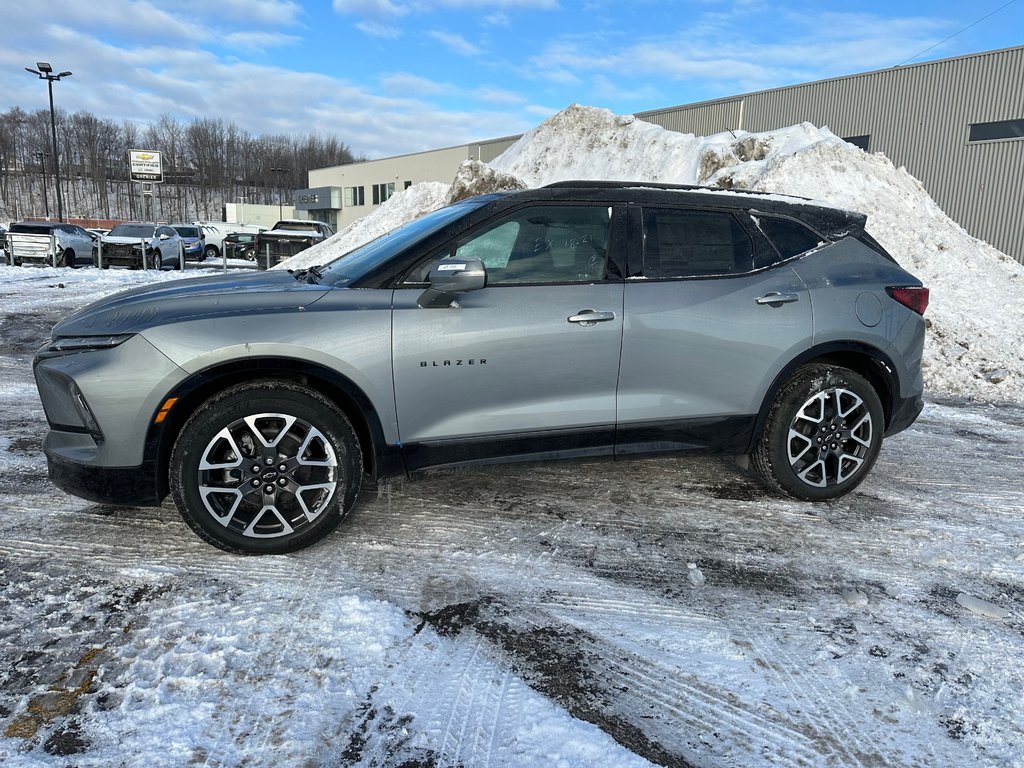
[486,181,866,241]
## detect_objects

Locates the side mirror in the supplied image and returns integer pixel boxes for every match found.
[159,233,170,241]
[418,258,486,309]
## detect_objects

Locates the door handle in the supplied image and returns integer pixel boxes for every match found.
[568,309,616,326]
[756,292,800,307]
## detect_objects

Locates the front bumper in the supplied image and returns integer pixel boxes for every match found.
[46,450,163,506]
[34,335,186,490]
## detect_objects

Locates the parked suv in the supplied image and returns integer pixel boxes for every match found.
[170,224,205,260]
[222,231,258,260]
[98,223,183,269]
[34,182,927,554]
[6,221,95,267]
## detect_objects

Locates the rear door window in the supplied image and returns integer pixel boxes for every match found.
[641,208,753,278]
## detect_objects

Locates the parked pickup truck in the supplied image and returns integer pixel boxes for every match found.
[252,219,334,269]
[5,222,95,268]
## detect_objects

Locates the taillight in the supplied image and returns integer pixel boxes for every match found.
[887,286,929,315]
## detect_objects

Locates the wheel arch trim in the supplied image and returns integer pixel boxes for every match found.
[143,356,398,499]
[751,342,900,452]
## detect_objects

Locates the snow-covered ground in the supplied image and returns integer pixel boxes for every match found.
[282,105,1024,405]
[2,104,1024,765]
[1,267,1023,767]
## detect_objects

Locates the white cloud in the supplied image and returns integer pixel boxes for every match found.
[428,30,482,56]
[473,86,527,104]
[482,12,510,27]
[380,72,455,95]
[526,9,954,95]
[356,20,404,38]
[221,31,302,49]
[178,0,304,26]
[333,0,408,17]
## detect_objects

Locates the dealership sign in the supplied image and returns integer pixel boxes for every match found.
[129,150,163,182]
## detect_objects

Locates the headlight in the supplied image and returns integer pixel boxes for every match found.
[43,334,135,355]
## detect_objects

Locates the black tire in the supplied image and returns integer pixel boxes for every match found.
[169,381,363,554]
[750,364,884,500]
[204,244,219,260]
[60,248,76,268]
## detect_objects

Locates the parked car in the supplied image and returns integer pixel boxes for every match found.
[98,223,183,269]
[6,221,95,267]
[196,222,265,259]
[222,232,257,260]
[34,181,928,554]
[252,219,334,268]
[170,224,205,260]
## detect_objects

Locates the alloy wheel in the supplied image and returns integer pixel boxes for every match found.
[786,388,873,488]
[196,412,338,538]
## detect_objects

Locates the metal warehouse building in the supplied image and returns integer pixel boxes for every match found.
[296,45,1024,263]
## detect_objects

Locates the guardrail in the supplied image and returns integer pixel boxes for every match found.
[7,234,261,272]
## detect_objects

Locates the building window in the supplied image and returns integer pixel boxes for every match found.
[842,135,870,151]
[404,180,412,189]
[344,186,364,207]
[969,119,1024,142]
[372,182,395,205]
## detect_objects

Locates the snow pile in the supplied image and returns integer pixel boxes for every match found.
[447,159,527,203]
[278,104,1024,403]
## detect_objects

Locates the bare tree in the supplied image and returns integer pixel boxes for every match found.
[0,107,362,224]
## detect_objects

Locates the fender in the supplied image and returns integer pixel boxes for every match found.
[142,356,400,499]
[750,341,900,452]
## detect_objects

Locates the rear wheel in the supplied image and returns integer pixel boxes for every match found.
[170,381,363,553]
[204,244,219,260]
[750,364,883,500]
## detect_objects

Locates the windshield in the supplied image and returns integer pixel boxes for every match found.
[274,221,319,231]
[109,224,155,238]
[10,224,54,235]
[173,226,200,238]
[317,199,487,286]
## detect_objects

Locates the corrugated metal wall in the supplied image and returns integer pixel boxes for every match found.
[639,99,743,137]
[637,47,1024,263]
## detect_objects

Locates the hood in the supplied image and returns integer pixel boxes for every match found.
[264,229,326,238]
[52,270,332,337]
[103,235,155,245]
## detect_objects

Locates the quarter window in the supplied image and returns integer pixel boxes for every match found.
[754,216,823,262]
[641,209,753,277]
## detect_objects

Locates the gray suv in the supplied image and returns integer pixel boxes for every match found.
[34,182,928,553]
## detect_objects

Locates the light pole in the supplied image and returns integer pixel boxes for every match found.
[25,62,72,221]
[34,150,51,218]
[270,166,288,221]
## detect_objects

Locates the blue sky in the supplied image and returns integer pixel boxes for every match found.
[1,0,1021,158]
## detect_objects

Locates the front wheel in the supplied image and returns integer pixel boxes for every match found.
[60,248,77,268]
[750,365,884,500]
[169,381,363,553]
[204,244,219,260]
